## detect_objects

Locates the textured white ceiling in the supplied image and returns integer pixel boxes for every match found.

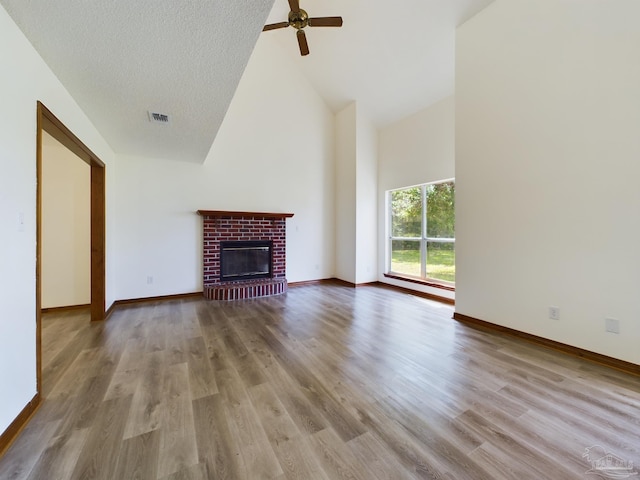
[1,0,275,163]
[2,0,493,163]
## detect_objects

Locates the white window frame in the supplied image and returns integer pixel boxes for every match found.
[387,180,455,285]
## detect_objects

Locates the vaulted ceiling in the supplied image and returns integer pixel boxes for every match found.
[1,0,493,164]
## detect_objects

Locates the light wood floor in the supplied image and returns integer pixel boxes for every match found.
[1,283,639,479]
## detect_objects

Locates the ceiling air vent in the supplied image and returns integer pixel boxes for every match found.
[148,111,170,124]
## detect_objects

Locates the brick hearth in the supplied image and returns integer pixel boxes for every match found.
[197,210,294,300]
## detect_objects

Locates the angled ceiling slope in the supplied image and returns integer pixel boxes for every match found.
[1,0,275,163]
[263,0,495,127]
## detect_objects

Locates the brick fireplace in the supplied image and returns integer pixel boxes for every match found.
[197,210,293,300]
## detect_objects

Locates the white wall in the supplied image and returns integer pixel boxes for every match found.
[335,104,357,283]
[0,4,114,435]
[41,132,91,308]
[112,35,336,299]
[355,108,378,284]
[378,96,455,300]
[335,103,378,285]
[456,0,640,364]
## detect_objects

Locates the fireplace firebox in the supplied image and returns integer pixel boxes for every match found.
[220,240,272,282]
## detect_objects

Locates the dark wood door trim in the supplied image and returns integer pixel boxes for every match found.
[90,164,105,322]
[36,104,43,395]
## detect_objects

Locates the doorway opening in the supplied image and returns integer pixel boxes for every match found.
[36,101,106,394]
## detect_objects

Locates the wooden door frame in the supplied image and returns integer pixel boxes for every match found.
[36,101,106,392]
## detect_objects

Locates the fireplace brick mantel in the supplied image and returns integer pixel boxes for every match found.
[197,210,294,300]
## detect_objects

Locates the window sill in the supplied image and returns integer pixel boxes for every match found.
[383,273,455,292]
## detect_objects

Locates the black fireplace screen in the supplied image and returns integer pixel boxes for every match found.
[220,240,272,282]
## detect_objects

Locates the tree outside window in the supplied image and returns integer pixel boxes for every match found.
[389,181,455,284]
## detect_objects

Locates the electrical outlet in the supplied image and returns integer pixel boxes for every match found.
[549,306,560,320]
[147,276,153,285]
[605,318,620,334]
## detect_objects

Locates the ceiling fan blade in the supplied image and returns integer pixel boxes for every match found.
[296,30,309,56]
[288,0,300,13]
[263,22,290,32]
[308,16,343,27]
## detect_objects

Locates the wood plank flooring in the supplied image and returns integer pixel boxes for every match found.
[1,283,639,479]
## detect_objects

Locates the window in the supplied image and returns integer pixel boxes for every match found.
[388,181,455,285]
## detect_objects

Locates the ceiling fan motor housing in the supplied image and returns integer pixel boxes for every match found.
[288,9,308,29]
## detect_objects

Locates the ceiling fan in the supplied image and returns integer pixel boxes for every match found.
[262,0,343,56]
